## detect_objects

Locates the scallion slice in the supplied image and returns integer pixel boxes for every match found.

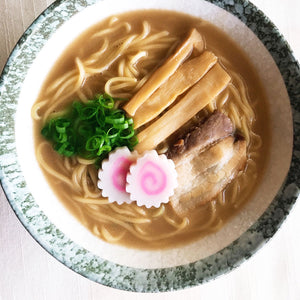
[41,93,138,164]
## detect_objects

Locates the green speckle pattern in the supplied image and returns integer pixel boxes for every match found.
[0,0,299,292]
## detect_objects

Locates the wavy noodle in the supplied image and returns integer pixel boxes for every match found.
[109,204,140,217]
[73,196,109,205]
[163,214,189,229]
[104,77,137,98]
[31,100,48,120]
[32,16,263,248]
[47,69,77,94]
[100,225,127,243]
[92,20,131,38]
[84,39,109,66]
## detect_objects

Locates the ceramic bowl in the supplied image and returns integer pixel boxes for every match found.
[0,0,299,292]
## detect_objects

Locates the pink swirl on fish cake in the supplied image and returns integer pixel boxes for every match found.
[140,161,167,195]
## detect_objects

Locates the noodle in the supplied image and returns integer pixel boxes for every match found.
[32,12,265,249]
[100,225,126,243]
[92,19,131,38]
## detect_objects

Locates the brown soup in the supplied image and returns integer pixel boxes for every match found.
[32,10,270,249]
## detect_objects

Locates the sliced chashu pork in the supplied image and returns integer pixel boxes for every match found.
[167,111,234,162]
[167,113,247,217]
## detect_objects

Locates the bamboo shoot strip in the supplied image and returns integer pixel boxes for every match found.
[124,28,204,116]
[135,64,231,153]
[133,51,218,129]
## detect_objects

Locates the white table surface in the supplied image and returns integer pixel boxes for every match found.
[1,0,300,299]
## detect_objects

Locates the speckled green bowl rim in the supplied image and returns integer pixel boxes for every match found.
[0,0,299,292]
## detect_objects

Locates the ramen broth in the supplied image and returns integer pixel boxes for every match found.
[33,10,270,249]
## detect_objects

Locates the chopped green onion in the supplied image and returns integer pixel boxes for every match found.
[98,93,114,109]
[106,127,119,139]
[119,127,135,140]
[41,93,138,164]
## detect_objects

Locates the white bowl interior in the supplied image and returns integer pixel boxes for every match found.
[15,0,293,268]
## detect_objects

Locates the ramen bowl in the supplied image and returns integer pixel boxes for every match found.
[0,0,299,292]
